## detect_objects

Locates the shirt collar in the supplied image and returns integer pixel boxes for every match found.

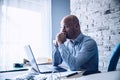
[69,33,84,45]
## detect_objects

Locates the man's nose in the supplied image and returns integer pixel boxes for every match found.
[62,28,66,32]
[62,29,66,32]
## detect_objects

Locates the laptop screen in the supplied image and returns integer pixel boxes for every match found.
[24,45,41,73]
[24,45,67,74]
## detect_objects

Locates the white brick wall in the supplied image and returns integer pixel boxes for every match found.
[71,0,120,72]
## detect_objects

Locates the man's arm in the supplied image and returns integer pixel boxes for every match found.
[52,32,66,66]
[52,45,63,66]
[58,39,98,71]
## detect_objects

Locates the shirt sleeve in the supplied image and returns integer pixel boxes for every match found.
[58,39,98,71]
[52,45,63,66]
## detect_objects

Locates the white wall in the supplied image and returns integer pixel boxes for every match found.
[71,0,120,72]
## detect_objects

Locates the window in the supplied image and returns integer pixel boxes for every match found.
[0,0,52,69]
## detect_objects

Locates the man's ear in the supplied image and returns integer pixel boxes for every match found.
[74,23,79,29]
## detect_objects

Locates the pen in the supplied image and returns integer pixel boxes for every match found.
[0,68,28,73]
[66,72,79,77]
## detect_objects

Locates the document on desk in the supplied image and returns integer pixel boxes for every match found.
[7,71,84,80]
[57,71,84,79]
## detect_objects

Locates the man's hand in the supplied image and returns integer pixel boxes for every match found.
[56,32,66,46]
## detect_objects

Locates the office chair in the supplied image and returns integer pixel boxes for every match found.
[108,43,120,72]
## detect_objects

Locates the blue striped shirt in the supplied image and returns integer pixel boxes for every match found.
[52,33,99,71]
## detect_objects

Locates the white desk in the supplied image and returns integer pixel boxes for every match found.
[0,69,120,80]
[76,71,120,80]
[0,70,28,80]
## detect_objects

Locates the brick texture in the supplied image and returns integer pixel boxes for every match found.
[71,0,120,72]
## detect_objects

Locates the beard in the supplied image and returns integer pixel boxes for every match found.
[66,31,75,39]
[66,33,69,39]
[66,33,71,39]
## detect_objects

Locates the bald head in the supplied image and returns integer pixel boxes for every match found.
[60,15,81,40]
[61,15,80,27]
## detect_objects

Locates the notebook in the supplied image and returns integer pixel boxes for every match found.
[24,45,67,74]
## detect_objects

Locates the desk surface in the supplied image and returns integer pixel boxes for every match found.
[0,70,29,80]
[0,69,120,80]
[76,70,120,80]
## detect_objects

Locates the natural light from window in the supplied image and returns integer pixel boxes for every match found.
[1,3,52,69]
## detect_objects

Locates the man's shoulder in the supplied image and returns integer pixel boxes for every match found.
[83,35,96,44]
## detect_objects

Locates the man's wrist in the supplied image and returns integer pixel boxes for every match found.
[55,42,58,47]
[57,42,64,46]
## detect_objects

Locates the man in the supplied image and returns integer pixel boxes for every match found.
[52,15,99,71]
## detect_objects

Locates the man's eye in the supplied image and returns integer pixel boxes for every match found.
[64,26,69,28]
[60,26,69,30]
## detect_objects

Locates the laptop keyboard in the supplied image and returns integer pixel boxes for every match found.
[38,64,67,73]
[38,65,55,72]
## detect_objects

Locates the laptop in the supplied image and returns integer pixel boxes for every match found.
[24,45,67,74]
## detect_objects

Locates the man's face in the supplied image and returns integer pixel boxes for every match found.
[61,21,75,39]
